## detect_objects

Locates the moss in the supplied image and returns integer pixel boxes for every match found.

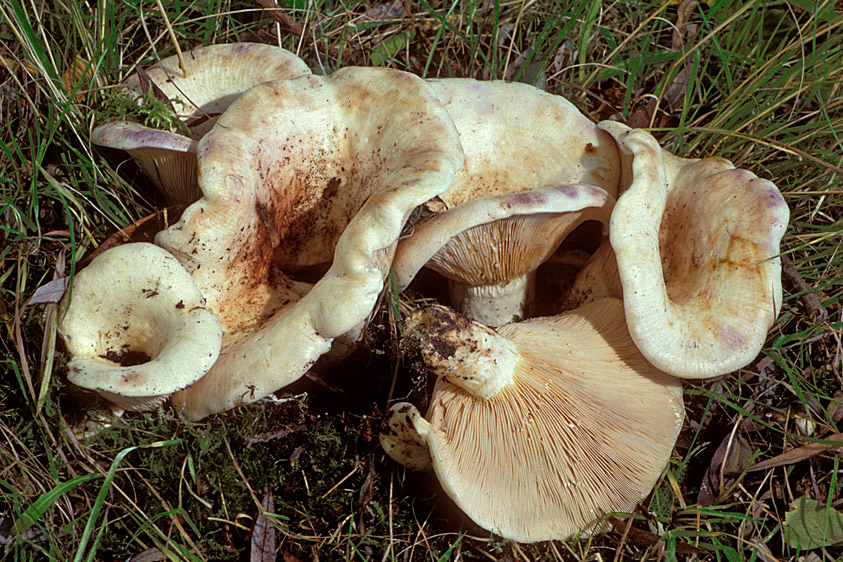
[97,88,191,136]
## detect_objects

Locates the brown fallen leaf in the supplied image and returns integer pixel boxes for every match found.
[251,488,276,562]
[62,55,94,103]
[126,547,167,562]
[76,207,184,271]
[781,254,828,320]
[23,278,69,310]
[135,65,177,112]
[748,432,843,472]
[829,391,843,423]
[697,433,754,506]
[255,0,303,35]
[663,0,700,112]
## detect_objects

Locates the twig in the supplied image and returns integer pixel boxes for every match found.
[781,254,828,320]
[255,0,304,35]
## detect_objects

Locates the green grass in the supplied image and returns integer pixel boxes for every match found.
[2,0,842,560]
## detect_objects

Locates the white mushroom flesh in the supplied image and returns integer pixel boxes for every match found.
[600,121,789,378]
[59,243,222,411]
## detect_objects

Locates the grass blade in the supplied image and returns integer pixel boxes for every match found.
[74,439,182,562]
[11,473,99,536]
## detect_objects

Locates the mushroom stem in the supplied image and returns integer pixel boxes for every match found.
[558,241,622,311]
[403,306,519,400]
[449,272,534,326]
[380,403,433,471]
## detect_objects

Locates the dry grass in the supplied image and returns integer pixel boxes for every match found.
[1,0,842,560]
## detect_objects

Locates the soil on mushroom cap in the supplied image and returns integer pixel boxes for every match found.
[100,348,152,367]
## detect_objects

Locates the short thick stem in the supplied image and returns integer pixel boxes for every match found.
[449,272,534,327]
[559,241,622,311]
[403,305,519,399]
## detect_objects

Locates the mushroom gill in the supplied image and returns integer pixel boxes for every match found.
[384,299,684,543]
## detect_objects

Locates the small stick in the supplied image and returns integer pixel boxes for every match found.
[155,0,187,76]
[781,254,828,320]
[255,0,304,35]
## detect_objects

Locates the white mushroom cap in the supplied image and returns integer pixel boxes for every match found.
[91,122,198,204]
[425,78,621,206]
[383,299,684,543]
[600,121,789,378]
[379,403,433,471]
[121,43,312,137]
[92,43,311,204]
[393,184,614,325]
[161,67,464,420]
[58,243,222,411]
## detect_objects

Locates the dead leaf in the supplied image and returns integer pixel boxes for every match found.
[23,278,69,312]
[77,208,183,270]
[358,463,375,533]
[829,391,843,423]
[251,489,276,562]
[126,547,167,562]
[663,0,700,112]
[697,434,754,506]
[62,55,94,102]
[748,432,843,472]
[784,496,843,549]
[255,0,303,35]
[135,65,178,115]
[358,466,374,508]
[365,1,405,20]
[782,254,828,320]
[607,517,705,554]
[245,424,304,447]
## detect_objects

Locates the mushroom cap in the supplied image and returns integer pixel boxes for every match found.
[58,243,222,411]
[379,403,433,471]
[122,43,312,138]
[393,184,614,325]
[90,121,198,204]
[395,184,613,289]
[601,121,789,378]
[92,43,311,204]
[162,67,465,420]
[388,299,684,543]
[425,78,621,206]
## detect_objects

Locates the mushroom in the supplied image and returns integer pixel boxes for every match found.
[158,67,464,420]
[564,121,789,378]
[424,78,621,207]
[58,243,222,411]
[393,184,614,326]
[380,299,684,543]
[92,43,311,204]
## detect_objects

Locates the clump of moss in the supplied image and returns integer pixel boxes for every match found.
[97,87,191,136]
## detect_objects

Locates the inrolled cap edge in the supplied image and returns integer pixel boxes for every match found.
[59,243,222,410]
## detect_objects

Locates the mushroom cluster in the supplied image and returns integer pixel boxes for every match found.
[380,105,787,540]
[58,42,788,544]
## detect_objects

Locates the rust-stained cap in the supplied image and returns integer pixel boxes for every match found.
[58,243,222,411]
[600,121,789,378]
[161,67,465,420]
[382,299,684,542]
